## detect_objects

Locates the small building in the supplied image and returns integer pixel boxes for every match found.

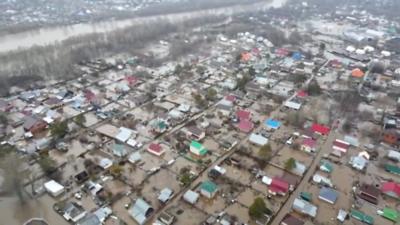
[318,187,338,204]
[112,143,127,157]
[384,164,400,176]
[265,118,281,130]
[115,127,133,143]
[349,155,368,171]
[158,188,174,204]
[200,181,218,199]
[319,160,333,173]
[237,120,254,133]
[269,177,290,196]
[359,184,380,205]
[333,139,350,154]
[378,207,399,223]
[337,209,348,223]
[129,198,154,225]
[249,133,268,146]
[183,190,199,204]
[387,150,400,162]
[185,126,205,141]
[350,209,374,225]
[381,182,400,199]
[292,198,317,218]
[311,123,330,136]
[63,202,87,223]
[301,138,317,153]
[190,141,208,156]
[280,214,304,225]
[44,180,65,197]
[147,143,165,156]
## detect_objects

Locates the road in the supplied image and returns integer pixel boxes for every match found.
[270,130,337,225]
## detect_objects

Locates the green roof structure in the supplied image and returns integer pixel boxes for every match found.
[300,192,312,202]
[351,209,374,225]
[384,164,400,176]
[381,207,399,222]
[320,160,333,173]
[190,141,208,156]
[200,181,218,193]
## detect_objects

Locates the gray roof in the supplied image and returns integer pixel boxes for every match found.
[183,190,199,204]
[292,198,317,217]
[129,198,153,225]
[77,214,101,225]
[319,187,338,204]
[158,188,173,203]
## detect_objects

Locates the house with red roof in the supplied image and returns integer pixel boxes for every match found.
[147,143,165,156]
[275,48,290,57]
[297,90,308,98]
[236,110,251,121]
[238,120,254,133]
[125,75,139,86]
[332,139,350,153]
[301,138,317,153]
[225,95,237,103]
[381,182,400,199]
[269,177,290,196]
[311,123,330,136]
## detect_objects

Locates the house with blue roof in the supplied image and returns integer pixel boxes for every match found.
[265,118,281,130]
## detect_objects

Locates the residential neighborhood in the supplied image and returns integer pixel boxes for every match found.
[1,0,400,225]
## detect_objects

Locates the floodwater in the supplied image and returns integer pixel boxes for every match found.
[0,0,287,53]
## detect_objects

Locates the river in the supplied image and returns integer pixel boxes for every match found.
[0,0,287,53]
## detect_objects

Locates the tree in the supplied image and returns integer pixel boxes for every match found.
[258,144,272,161]
[180,173,192,186]
[307,80,322,96]
[0,112,8,125]
[205,88,217,101]
[249,197,271,219]
[319,42,326,52]
[50,121,68,139]
[38,155,57,175]
[286,111,306,128]
[285,158,296,171]
[174,64,183,75]
[288,31,303,45]
[342,120,352,134]
[0,153,30,204]
[110,164,123,177]
[74,114,86,127]
[237,74,251,91]
[192,93,208,108]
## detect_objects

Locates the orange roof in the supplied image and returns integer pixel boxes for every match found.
[241,52,252,61]
[352,68,365,78]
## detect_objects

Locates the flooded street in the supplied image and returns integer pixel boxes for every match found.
[0,0,287,53]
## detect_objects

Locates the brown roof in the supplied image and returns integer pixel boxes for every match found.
[281,214,304,225]
[360,184,380,198]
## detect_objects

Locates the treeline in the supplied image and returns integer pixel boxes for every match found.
[136,0,264,16]
[0,15,225,96]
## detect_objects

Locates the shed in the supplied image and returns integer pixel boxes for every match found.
[44,180,65,197]
[337,209,348,222]
[318,187,338,204]
[183,190,199,204]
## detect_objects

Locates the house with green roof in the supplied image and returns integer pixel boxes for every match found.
[378,207,399,223]
[200,180,218,199]
[190,141,208,156]
[384,164,400,176]
[351,209,374,225]
[320,160,333,173]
